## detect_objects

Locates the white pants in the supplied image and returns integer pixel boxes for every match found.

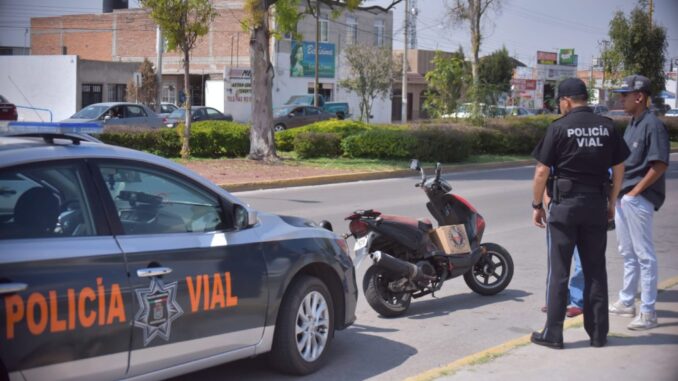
[615,194,657,313]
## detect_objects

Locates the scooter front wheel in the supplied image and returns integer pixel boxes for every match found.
[363,265,412,318]
[464,242,514,296]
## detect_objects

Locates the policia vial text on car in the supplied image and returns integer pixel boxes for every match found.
[0,122,358,380]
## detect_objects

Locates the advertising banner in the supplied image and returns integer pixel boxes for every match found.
[290,41,335,78]
[224,68,252,103]
[559,49,577,66]
[537,51,558,65]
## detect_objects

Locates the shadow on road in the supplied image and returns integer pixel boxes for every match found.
[170,323,416,381]
[402,288,532,320]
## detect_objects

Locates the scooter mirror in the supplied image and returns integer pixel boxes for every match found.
[410,159,420,171]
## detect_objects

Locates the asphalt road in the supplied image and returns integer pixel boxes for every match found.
[175,153,678,381]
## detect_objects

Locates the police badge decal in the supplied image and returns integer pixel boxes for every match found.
[134,278,184,346]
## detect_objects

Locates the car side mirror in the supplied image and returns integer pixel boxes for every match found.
[410,159,420,171]
[103,115,112,121]
[234,204,257,229]
[288,113,295,117]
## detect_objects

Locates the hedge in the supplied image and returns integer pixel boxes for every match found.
[99,120,249,158]
[275,119,374,151]
[293,132,342,158]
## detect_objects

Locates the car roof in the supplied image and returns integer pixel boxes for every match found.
[0,136,243,205]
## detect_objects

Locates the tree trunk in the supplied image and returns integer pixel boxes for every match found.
[248,5,277,161]
[181,48,192,159]
[471,0,481,103]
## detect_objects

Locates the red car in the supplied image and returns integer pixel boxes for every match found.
[0,95,18,121]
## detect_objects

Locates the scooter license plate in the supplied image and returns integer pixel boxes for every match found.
[354,236,368,250]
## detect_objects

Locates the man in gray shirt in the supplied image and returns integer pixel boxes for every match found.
[608,74,670,330]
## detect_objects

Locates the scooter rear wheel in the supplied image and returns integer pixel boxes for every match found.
[464,242,514,296]
[363,265,412,317]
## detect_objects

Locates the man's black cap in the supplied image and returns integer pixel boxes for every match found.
[557,78,588,99]
[612,74,651,95]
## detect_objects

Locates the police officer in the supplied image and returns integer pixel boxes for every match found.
[530,78,630,349]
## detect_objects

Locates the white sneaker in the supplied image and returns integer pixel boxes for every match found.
[609,300,635,317]
[627,312,658,330]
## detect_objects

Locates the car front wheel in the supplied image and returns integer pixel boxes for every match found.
[273,123,286,132]
[270,275,334,375]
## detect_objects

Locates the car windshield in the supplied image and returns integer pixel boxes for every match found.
[168,109,186,119]
[285,96,313,105]
[71,104,109,119]
[274,107,294,117]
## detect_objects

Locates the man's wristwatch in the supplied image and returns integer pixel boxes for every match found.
[532,201,544,210]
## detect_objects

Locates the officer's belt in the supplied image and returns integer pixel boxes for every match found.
[557,178,603,194]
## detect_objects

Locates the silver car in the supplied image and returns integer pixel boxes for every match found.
[62,102,163,129]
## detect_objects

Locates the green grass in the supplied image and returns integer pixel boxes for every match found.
[671,140,678,149]
[277,152,532,172]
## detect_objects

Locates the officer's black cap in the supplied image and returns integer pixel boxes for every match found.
[557,78,588,99]
[612,74,651,95]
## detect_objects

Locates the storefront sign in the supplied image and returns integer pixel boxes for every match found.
[537,51,558,65]
[290,41,335,78]
[559,49,577,66]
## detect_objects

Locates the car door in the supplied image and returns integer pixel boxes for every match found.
[192,108,206,122]
[124,105,150,128]
[89,160,268,377]
[288,106,307,128]
[0,160,130,381]
[205,107,224,121]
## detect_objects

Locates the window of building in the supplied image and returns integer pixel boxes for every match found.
[107,84,127,102]
[162,85,176,105]
[374,20,385,47]
[81,83,103,108]
[346,15,357,45]
[320,14,329,42]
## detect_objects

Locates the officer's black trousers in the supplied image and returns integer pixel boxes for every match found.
[544,193,609,342]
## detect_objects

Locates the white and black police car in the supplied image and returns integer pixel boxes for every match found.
[0,122,357,380]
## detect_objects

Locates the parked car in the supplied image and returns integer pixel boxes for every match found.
[164,106,233,128]
[273,105,334,132]
[502,106,534,117]
[665,109,678,117]
[0,123,357,380]
[605,109,628,118]
[283,95,351,120]
[590,104,609,115]
[0,95,18,121]
[157,102,179,119]
[61,102,163,129]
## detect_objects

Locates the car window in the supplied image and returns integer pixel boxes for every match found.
[0,163,96,239]
[306,107,320,115]
[205,108,221,117]
[126,105,147,118]
[96,164,225,235]
[0,95,8,103]
[161,104,176,114]
[71,104,109,119]
[168,109,185,118]
[292,107,305,116]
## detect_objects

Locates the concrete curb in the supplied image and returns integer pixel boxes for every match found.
[220,159,537,192]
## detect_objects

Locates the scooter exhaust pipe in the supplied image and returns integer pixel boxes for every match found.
[370,251,435,281]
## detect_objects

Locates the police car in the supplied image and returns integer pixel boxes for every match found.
[0,123,358,380]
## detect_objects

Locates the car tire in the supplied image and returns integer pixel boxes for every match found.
[274,124,286,132]
[270,275,334,375]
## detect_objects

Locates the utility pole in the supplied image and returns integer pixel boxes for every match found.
[314,0,320,107]
[155,26,163,112]
[402,0,409,123]
[599,39,610,104]
[648,0,654,29]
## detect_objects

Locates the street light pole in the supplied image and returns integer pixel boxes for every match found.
[314,0,320,107]
[402,0,409,123]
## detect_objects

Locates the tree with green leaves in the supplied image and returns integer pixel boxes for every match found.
[423,49,469,118]
[141,0,217,159]
[338,45,399,122]
[243,0,402,161]
[603,1,667,103]
[477,46,515,104]
[446,0,502,117]
[126,58,158,106]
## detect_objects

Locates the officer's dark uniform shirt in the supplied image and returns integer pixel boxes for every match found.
[532,106,630,186]
[620,109,670,210]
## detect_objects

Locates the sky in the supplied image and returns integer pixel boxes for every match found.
[370,0,678,70]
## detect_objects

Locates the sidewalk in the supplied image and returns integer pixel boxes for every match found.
[411,278,678,381]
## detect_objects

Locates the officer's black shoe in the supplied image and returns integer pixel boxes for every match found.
[530,331,564,349]
[590,338,607,348]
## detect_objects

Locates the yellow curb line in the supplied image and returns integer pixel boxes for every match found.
[405,274,678,381]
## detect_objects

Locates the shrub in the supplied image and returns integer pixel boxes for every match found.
[275,119,372,151]
[342,128,415,159]
[99,126,180,157]
[293,132,342,158]
[409,127,472,162]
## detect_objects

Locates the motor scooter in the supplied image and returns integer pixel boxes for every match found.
[345,160,514,317]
